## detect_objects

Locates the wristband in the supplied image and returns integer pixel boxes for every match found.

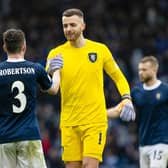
[121,94,132,100]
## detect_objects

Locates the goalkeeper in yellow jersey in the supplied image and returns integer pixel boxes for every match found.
[46,8,135,168]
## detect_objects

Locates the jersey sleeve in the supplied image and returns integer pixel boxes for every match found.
[103,45,130,96]
[35,63,52,90]
[103,45,120,73]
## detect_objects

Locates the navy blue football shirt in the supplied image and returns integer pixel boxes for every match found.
[131,81,168,146]
[0,60,52,143]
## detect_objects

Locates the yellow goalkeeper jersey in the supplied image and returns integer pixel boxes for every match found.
[46,39,130,126]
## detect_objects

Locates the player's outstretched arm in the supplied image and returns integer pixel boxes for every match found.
[107,106,121,118]
[46,55,63,95]
[47,69,60,95]
[107,95,136,122]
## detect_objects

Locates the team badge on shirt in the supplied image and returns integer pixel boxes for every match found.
[156,93,161,100]
[88,53,97,62]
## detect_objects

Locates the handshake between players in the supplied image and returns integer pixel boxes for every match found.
[47,54,63,75]
[48,55,135,122]
[107,95,135,122]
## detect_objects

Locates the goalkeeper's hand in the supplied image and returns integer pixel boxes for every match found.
[48,55,63,75]
[117,96,136,122]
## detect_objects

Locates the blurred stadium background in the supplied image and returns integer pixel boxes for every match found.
[1,0,168,167]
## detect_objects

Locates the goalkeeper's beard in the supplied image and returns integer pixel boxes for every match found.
[65,31,81,41]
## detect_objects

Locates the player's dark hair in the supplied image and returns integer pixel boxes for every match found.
[140,56,159,69]
[62,8,84,18]
[3,28,25,53]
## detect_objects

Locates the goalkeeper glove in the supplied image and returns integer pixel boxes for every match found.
[48,55,63,75]
[118,95,136,122]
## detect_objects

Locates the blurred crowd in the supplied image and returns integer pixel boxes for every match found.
[1,0,168,167]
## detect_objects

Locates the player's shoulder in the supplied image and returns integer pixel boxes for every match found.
[131,82,143,92]
[160,81,168,90]
[86,39,107,48]
[47,41,68,58]
[20,60,37,68]
[0,61,7,67]
[161,81,168,86]
[23,60,44,71]
[49,41,69,52]
[131,83,144,101]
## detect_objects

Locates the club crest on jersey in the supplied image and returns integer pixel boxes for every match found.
[88,53,97,62]
[156,93,161,100]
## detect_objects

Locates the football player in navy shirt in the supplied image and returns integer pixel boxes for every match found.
[0,28,63,168]
[108,56,168,168]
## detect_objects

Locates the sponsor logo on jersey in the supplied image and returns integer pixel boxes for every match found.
[88,53,97,62]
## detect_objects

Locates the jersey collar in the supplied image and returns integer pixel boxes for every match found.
[7,58,25,62]
[143,80,161,90]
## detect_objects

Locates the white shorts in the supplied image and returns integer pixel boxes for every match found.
[0,140,47,168]
[139,144,168,168]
